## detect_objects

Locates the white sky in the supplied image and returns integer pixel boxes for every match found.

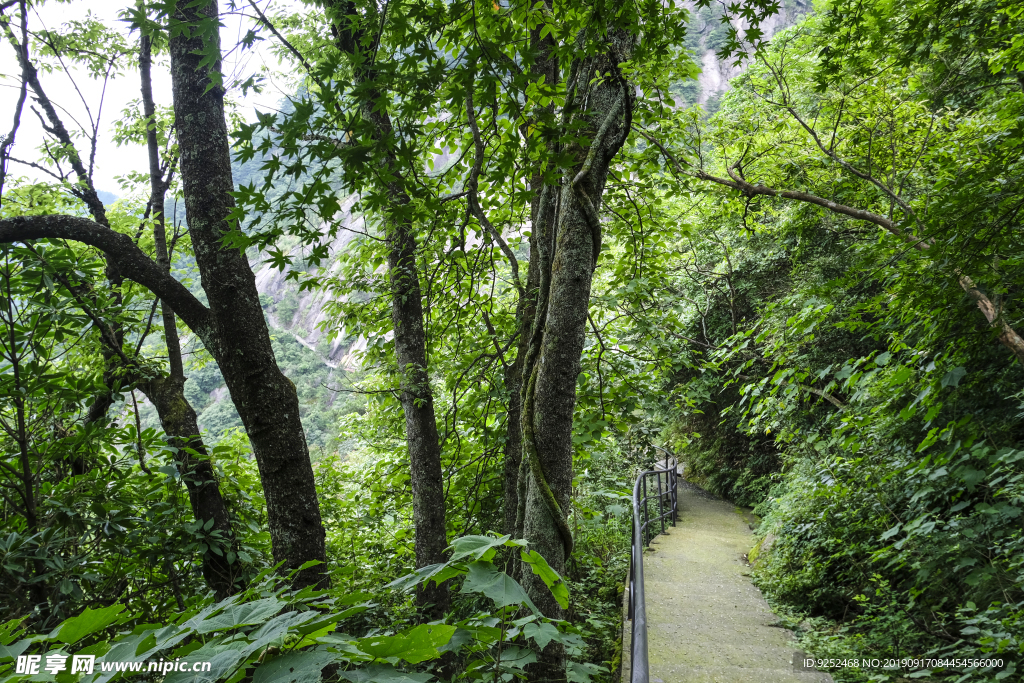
[0,0,302,197]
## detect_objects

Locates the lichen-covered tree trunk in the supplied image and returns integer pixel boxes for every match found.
[168,0,326,588]
[505,6,558,538]
[518,28,635,683]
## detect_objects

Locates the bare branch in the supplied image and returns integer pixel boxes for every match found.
[736,373,846,410]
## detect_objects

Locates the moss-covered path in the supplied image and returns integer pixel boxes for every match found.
[624,481,833,683]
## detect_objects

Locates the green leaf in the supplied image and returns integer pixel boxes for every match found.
[0,638,32,661]
[0,617,26,646]
[354,624,456,663]
[385,563,446,592]
[460,561,538,613]
[245,612,322,657]
[447,534,511,563]
[191,598,287,634]
[53,604,125,645]
[568,661,607,683]
[522,622,561,650]
[252,651,337,683]
[520,550,569,609]
[941,366,967,388]
[494,645,537,669]
[339,665,434,683]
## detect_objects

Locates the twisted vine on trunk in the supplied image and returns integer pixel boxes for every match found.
[513,25,637,683]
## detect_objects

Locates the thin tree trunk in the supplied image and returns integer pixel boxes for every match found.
[168,0,327,588]
[327,1,449,617]
[385,200,450,617]
[139,376,238,598]
[139,33,184,382]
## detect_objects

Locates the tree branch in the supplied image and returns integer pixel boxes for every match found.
[640,129,1024,367]
[736,373,846,409]
[465,70,523,295]
[0,215,214,344]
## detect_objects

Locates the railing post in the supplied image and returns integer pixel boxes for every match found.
[670,460,677,525]
[642,475,648,546]
[657,470,665,536]
[628,527,635,620]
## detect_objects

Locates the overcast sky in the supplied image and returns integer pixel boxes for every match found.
[0,0,300,197]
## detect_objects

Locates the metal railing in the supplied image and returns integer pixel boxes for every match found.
[627,448,679,683]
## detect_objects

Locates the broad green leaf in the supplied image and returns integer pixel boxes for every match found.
[354,624,456,664]
[520,550,569,609]
[192,598,286,634]
[568,661,607,683]
[252,651,336,683]
[0,618,26,646]
[385,563,446,592]
[460,561,538,613]
[54,605,125,645]
[0,637,32,661]
[243,612,319,658]
[447,534,511,563]
[494,645,537,669]
[522,621,562,650]
[941,366,967,388]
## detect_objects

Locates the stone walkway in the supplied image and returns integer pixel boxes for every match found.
[622,481,833,683]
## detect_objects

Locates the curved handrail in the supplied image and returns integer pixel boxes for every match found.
[627,449,679,683]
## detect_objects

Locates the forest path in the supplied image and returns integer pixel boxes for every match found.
[626,481,833,683]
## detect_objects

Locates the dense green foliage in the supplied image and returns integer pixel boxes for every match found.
[604,2,1024,679]
[2,0,1024,681]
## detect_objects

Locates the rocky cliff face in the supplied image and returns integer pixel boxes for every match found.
[251,194,366,371]
[685,0,812,112]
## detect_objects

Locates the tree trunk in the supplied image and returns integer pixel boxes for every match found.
[139,376,239,598]
[385,201,450,618]
[139,33,184,383]
[168,0,327,588]
[506,9,558,538]
[327,1,449,617]
[518,29,635,682]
